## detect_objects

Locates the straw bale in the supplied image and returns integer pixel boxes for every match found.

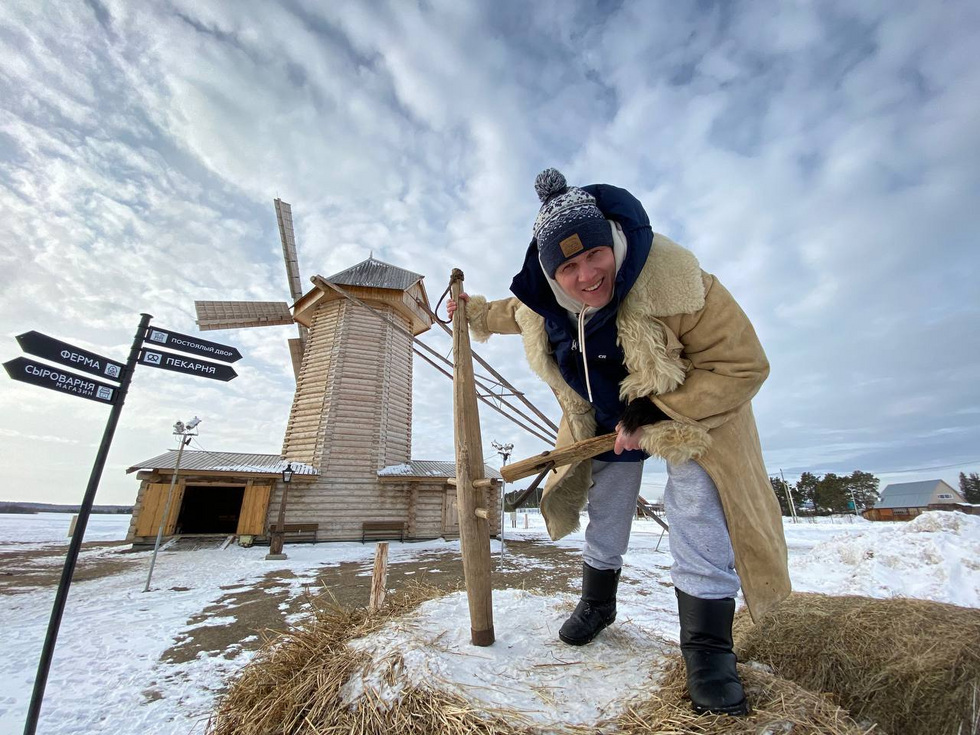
[207,582,545,735]
[734,592,980,735]
[209,583,878,735]
[617,656,870,735]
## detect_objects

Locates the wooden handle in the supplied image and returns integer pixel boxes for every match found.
[500,433,617,483]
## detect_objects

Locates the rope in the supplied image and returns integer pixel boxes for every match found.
[432,281,455,325]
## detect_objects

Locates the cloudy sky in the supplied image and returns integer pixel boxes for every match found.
[1,0,978,506]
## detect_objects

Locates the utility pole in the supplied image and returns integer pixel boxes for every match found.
[780,469,799,524]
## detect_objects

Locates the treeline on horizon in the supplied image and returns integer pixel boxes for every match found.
[770,470,980,516]
[0,501,132,515]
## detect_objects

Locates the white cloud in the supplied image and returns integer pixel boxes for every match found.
[0,0,978,506]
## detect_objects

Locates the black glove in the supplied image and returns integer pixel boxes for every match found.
[619,396,669,434]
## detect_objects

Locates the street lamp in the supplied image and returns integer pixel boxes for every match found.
[492,440,513,561]
[266,462,293,560]
[144,416,201,592]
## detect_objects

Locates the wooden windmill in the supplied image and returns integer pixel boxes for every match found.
[192,200,448,541]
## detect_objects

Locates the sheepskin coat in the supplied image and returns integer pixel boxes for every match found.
[467,234,790,621]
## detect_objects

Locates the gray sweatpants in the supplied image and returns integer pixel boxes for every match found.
[582,458,740,600]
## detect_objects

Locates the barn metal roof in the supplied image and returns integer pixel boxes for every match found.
[378,460,502,480]
[874,479,957,508]
[326,256,423,291]
[126,451,319,476]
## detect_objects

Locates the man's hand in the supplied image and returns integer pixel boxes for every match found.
[446,291,469,321]
[614,422,643,455]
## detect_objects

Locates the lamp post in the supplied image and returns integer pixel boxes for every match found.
[492,440,513,561]
[144,416,201,592]
[266,462,293,560]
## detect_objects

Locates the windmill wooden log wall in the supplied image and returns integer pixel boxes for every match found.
[271,294,414,540]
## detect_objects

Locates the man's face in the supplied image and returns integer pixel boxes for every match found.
[554,245,616,308]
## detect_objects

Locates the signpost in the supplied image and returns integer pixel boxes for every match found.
[143,327,242,362]
[15,331,126,381]
[3,357,118,405]
[16,314,151,735]
[4,318,241,735]
[138,349,238,382]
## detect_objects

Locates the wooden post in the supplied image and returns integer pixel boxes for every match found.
[369,542,389,612]
[451,269,495,646]
[67,515,78,538]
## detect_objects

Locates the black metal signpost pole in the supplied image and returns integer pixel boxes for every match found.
[23,313,152,735]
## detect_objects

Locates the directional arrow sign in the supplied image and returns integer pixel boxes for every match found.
[3,357,118,404]
[138,349,237,382]
[16,331,125,382]
[143,327,242,363]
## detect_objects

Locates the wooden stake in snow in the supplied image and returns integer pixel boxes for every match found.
[450,269,495,647]
[368,542,389,612]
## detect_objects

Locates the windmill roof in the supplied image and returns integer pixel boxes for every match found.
[874,479,956,508]
[127,451,318,476]
[326,257,423,291]
[378,460,502,480]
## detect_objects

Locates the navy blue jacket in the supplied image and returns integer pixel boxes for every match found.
[510,184,654,462]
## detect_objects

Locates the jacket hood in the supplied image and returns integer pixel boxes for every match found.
[510,183,654,319]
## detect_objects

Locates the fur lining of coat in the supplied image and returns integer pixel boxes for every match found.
[465,295,493,344]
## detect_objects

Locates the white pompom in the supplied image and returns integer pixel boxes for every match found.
[534,168,567,203]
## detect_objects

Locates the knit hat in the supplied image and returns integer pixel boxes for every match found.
[532,168,611,278]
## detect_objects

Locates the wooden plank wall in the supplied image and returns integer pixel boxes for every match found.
[237,481,272,535]
[131,482,182,537]
[281,298,346,464]
[126,481,149,541]
[264,478,502,542]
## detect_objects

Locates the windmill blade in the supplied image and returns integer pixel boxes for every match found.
[275,199,305,305]
[275,198,309,374]
[195,301,294,330]
[287,337,304,380]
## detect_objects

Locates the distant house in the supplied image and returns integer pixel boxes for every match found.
[862,479,966,521]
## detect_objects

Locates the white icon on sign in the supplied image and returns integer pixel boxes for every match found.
[104,364,121,378]
[148,330,168,344]
[96,386,113,401]
[144,351,162,365]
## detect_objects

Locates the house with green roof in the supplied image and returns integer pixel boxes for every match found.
[862,479,966,521]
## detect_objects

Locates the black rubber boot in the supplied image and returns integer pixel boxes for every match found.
[558,564,620,646]
[676,588,749,716]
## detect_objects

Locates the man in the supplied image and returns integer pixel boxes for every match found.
[448,169,789,716]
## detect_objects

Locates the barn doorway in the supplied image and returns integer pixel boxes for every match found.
[176,485,245,534]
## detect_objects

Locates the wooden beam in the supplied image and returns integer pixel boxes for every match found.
[415,297,560,435]
[451,268,494,647]
[447,477,498,488]
[500,433,618,483]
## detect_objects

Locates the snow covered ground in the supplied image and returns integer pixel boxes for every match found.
[1,510,978,733]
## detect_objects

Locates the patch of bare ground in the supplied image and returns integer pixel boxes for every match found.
[158,539,588,666]
[0,540,137,594]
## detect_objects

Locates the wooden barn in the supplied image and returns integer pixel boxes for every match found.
[126,453,318,542]
[862,479,966,521]
[127,203,503,547]
[126,452,501,544]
